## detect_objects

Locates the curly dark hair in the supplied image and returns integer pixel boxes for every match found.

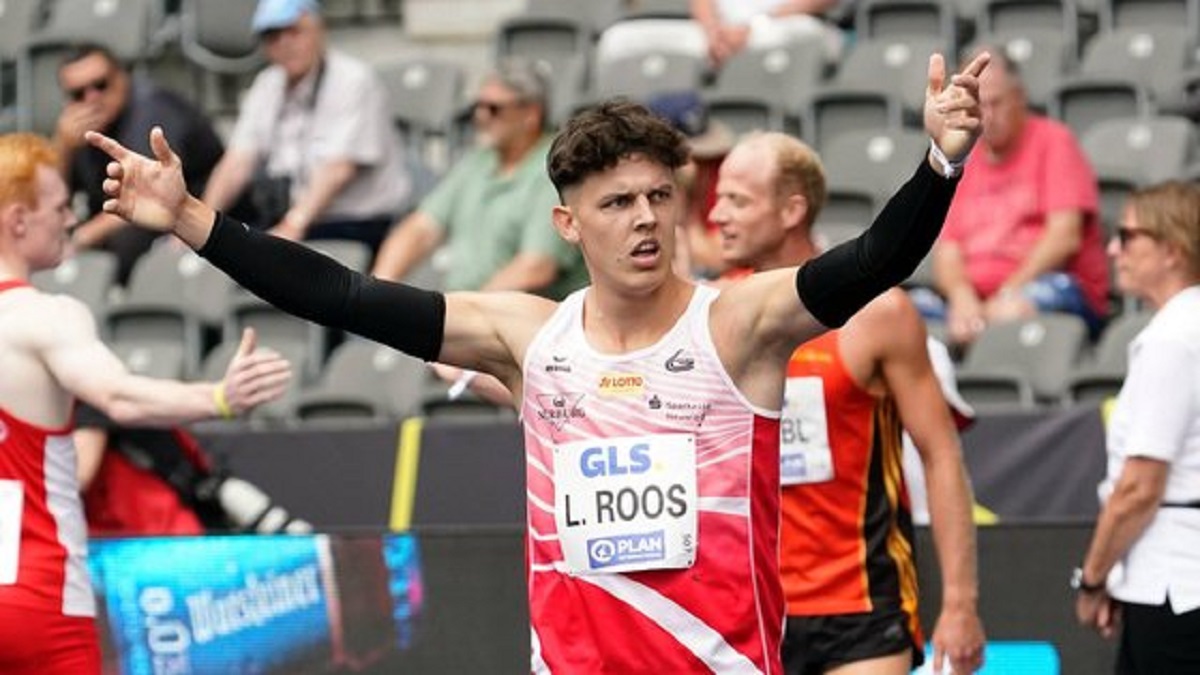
[547,99,690,198]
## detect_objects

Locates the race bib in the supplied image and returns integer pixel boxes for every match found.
[0,480,23,585]
[780,377,835,485]
[554,434,697,574]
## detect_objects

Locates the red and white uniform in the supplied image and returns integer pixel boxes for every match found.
[0,280,98,674]
[521,286,784,673]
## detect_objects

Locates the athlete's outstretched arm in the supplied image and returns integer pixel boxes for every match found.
[86,129,534,380]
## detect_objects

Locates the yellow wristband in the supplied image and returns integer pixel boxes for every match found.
[213,382,234,419]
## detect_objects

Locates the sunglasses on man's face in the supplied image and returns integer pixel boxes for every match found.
[472,100,522,118]
[1113,226,1158,248]
[66,76,111,102]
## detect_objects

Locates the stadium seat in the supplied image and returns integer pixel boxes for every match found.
[956,313,1090,409]
[0,0,44,131]
[820,36,949,123]
[704,40,826,138]
[1101,0,1199,32]
[1081,115,1197,237]
[292,340,427,421]
[1064,310,1151,403]
[30,250,118,322]
[495,17,590,125]
[106,246,232,377]
[1051,25,1195,135]
[801,89,903,152]
[819,127,929,223]
[179,0,264,114]
[111,339,188,379]
[376,57,465,174]
[591,51,706,101]
[856,0,959,57]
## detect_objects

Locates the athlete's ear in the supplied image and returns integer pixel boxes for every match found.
[0,202,26,237]
[552,204,580,245]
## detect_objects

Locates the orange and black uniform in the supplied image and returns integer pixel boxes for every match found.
[779,331,924,673]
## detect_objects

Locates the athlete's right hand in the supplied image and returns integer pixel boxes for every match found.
[87,126,187,233]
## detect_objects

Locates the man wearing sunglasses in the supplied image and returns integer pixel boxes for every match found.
[53,43,224,285]
[371,57,587,299]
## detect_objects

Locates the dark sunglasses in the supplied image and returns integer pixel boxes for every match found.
[1114,226,1157,248]
[66,76,111,102]
[472,100,521,118]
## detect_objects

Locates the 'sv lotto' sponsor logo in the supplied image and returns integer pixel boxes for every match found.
[597,372,644,397]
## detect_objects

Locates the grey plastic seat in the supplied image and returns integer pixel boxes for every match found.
[179,0,264,114]
[0,0,44,131]
[705,40,827,138]
[1101,0,1199,32]
[802,89,903,152]
[1050,25,1195,135]
[30,250,118,321]
[111,340,187,379]
[106,246,233,377]
[376,57,464,172]
[818,36,948,124]
[956,313,1090,409]
[1065,311,1151,403]
[292,340,428,421]
[591,51,706,101]
[1081,115,1197,236]
[820,128,929,223]
[856,0,959,56]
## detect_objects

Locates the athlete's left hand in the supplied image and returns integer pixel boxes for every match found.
[931,605,986,673]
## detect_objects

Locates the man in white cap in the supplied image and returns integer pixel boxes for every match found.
[712,131,986,675]
[201,0,410,252]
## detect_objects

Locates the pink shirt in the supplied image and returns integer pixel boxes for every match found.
[941,116,1108,315]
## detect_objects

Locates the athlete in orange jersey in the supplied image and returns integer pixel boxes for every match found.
[712,132,986,675]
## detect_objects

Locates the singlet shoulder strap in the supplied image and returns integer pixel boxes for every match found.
[0,279,31,294]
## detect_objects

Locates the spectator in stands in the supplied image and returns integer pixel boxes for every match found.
[923,49,1108,345]
[646,90,735,278]
[201,0,410,253]
[88,48,989,671]
[53,43,225,285]
[691,0,844,68]
[0,132,291,674]
[597,0,843,72]
[713,131,985,675]
[1075,181,1200,674]
[370,58,587,299]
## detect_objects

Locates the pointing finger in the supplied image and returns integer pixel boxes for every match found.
[85,130,130,161]
[961,50,991,78]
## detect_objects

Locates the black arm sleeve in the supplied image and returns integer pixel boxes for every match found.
[796,159,958,328]
[198,213,445,362]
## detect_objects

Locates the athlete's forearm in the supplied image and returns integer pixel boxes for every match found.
[199,212,445,361]
[796,160,958,327]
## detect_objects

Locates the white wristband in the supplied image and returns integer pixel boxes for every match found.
[928,139,964,179]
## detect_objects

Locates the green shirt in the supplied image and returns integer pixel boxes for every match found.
[419,135,588,299]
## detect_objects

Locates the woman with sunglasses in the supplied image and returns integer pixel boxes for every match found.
[1075,181,1200,673]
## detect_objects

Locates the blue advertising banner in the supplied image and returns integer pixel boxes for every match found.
[89,534,423,675]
